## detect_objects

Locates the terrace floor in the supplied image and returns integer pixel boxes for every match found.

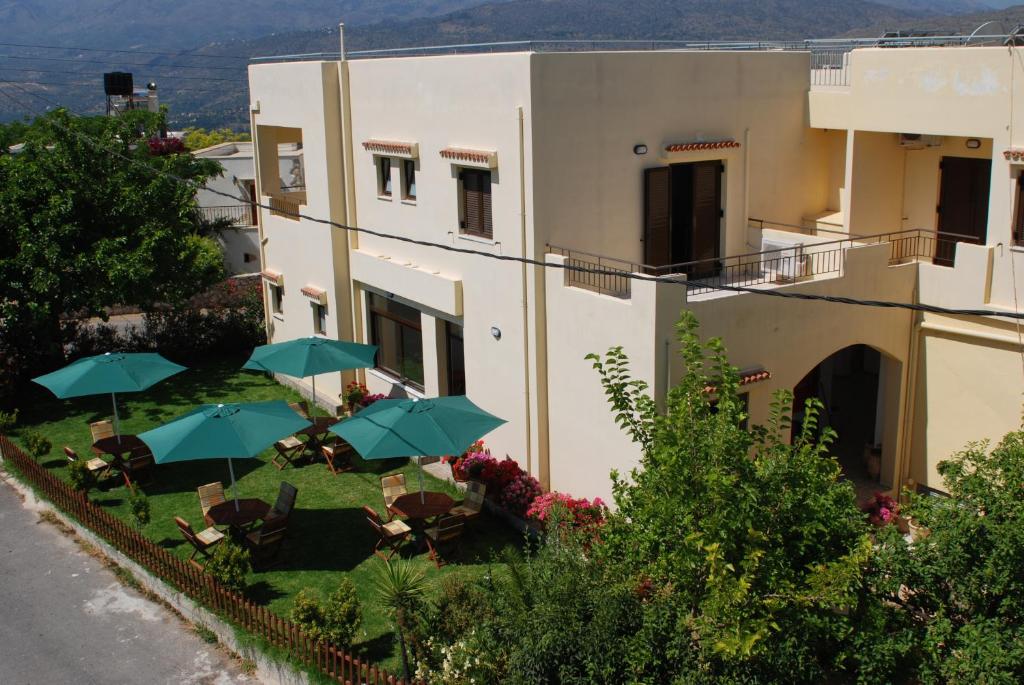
[7,357,521,672]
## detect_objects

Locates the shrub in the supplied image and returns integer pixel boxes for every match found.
[23,430,52,459]
[0,408,18,433]
[290,581,363,648]
[526,492,607,531]
[865,491,900,527]
[66,458,94,492]
[128,489,151,529]
[498,472,543,517]
[206,540,251,593]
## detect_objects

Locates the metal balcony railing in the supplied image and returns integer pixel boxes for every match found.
[548,228,981,300]
[198,204,256,226]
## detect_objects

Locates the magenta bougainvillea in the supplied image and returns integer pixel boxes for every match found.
[147,136,186,156]
[867,492,900,527]
[526,492,607,530]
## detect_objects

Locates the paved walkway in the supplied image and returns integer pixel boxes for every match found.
[0,477,252,685]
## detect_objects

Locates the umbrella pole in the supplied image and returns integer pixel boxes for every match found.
[228,458,239,511]
[418,456,425,503]
[311,375,316,415]
[111,392,121,443]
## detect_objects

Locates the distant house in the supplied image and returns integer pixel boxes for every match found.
[193,141,303,274]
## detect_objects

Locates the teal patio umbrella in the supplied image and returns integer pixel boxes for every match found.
[242,336,378,410]
[138,401,311,510]
[32,352,187,441]
[329,396,506,502]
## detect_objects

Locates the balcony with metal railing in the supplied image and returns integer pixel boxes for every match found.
[547,224,979,300]
[198,204,257,227]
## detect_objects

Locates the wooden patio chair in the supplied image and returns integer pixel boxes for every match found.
[271,436,304,470]
[288,401,311,420]
[424,513,466,569]
[269,481,298,520]
[450,481,486,523]
[245,515,289,570]
[380,474,407,519]
[197,482,226,526]
[89,420,114,455]
[175,516,225,570]
[320,437,354,475]
[363,505,411,560]
[64,445,111,480]
[121,444,155,491]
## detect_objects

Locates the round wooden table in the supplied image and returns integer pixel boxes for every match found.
[92,434,145,459]
[206,498,271,530]
[390,492,455,522]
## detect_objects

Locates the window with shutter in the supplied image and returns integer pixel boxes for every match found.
[459,169,493,239]
[1014,175,1024,246]
[644,167,671,267]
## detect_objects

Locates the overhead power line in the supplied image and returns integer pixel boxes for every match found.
[0,53,246,73]
[0,41,249,61]
[2,87,1022,322]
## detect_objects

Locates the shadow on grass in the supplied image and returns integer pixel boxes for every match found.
[355,631,399,666]
[158,538,186,550]
[247,580,287,606]
[282,507,378,573]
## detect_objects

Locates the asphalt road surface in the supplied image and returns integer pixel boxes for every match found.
[0,477,252,684]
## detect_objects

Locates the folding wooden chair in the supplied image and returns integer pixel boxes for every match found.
[271,436,304,470]
[424,513,466,569]
[363,505,411,560]
[89,420,114,455]
[65,445,112,480]
[175,516,225,570]
[245,515,289,570]
[320,438,354,475]
[121,444,155,491]
[270,482,298,520]
[197,482,226,526]
[380,474,407,519]
[450,481,486,523]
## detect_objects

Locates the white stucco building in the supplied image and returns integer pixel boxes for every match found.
[247,36,1024,504]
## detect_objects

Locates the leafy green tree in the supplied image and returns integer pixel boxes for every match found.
[182,127,250,150]
[585,311,873,683]
[871,431,1024,684]
[0,109,224,399]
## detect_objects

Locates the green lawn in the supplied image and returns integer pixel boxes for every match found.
[8,356,520,671]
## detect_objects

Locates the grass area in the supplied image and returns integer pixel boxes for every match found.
[8,356,521,672]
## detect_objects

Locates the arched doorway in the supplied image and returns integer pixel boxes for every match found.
[793,345,900,504]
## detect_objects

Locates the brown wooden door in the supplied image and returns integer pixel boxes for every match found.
[936,156,990,266]
[644,167,671,269]
[245,180,258,227]
[688,160,722,278]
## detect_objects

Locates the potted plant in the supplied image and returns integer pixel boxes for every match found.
[342,381,368,415]
[866,492,900,527]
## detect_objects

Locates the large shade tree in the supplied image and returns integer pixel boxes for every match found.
[0,109,225,399]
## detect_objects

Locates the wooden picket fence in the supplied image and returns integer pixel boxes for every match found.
[0,434,413,685]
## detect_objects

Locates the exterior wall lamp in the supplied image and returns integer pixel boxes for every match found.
[490,326,502,340]
[966,138,982,150]
[633,144,648,155]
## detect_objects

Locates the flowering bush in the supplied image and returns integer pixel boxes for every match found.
[500,472,543,517]
[147,136,186,156]
[526,492,607,530]
[362,392,387,407]
[866,491,900,526]
[343,381,368,406]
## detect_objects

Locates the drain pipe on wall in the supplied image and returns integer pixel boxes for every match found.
[517,105,533,478]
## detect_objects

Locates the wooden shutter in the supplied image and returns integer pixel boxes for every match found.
[461,170,492,238]
[690,161,722,265]
[644,167,671,267]
[1015,176,1024,246]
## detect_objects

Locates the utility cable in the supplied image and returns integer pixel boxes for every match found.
[0,41,248,61]
[5,88,1024,322]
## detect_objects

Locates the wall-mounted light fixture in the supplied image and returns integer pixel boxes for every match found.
[633,144,648,156]
[966,138,982,150]
[490,326,502,340]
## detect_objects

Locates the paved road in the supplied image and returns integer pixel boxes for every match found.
[0,478,252,685]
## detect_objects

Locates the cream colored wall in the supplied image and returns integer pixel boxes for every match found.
[900,137,993,232]
[544,244,916,503]
[529,51,821,262]
[249,60,354,408]
[345,53,535,468]
[848,131,905,236]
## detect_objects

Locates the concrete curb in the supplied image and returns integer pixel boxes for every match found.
[0,462,309,685]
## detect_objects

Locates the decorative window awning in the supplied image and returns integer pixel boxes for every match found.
[440,147,498,169]
[260,269,284,287]
[362,139,418,158]
[665,140,741,153]
[1004,149,1024,163]
[704,368,771,394]
[301,285,328,305]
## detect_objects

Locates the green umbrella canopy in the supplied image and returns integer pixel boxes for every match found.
[139,401,312,463]
[329,396,506,459]
[32,352,187,399]
[242,336,377,378]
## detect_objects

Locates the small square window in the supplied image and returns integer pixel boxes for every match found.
[402,159,417,201]
[312,302,327,334]
[269,284,283,314]
[377,157,392,198]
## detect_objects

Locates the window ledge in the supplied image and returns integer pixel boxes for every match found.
[457,232,497,246]
[272,313,284,322]
[1010,244,1024,253]
[367,368,425,398]
[401,198,417,206]
[378,195,393,202]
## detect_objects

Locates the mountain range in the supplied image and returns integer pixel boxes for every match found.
[1,0,1024,128]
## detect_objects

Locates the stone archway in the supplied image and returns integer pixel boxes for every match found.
[793,344,903,505]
